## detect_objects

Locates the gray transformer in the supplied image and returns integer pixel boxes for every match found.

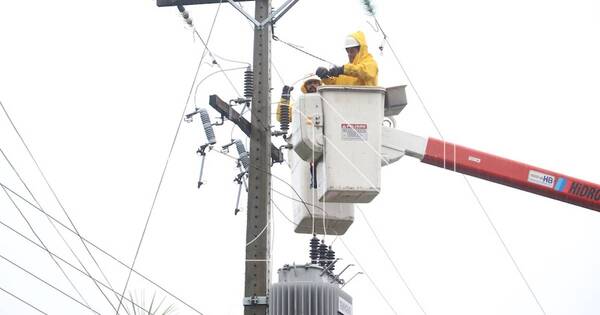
[270,264,353,315]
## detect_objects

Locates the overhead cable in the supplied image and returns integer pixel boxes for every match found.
[0,151,92,308]
[114,3,225,313]
[0,182,206,315]
[272,34,335,66]
[0,252,101,314]
[372,15,546,314]
[0,285,48,315]
[337,237,398,314]
[0,218,151,314]
[0,99,120,311]
[357,206,428,315]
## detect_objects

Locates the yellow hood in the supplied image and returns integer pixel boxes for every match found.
[322,30,378,86]
[349,31,370,64]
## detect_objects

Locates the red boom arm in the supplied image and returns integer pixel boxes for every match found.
[421,138,600,211]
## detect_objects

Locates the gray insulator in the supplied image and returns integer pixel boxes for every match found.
[181,11,189,19]
[199,109,216,145]
[243,67,253,101]
[186,18,193,26]
[318,241,328,267]
[234,139,250,172]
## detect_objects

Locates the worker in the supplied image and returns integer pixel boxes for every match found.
[315,31,378,86]
[301,77,322,93]
[276,77,322,128]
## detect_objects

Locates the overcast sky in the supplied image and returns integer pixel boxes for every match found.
[1,0,600,314]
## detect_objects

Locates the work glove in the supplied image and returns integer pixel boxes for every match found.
[281,85,293,99]
[328,65,344,77]
[315,67,329,79]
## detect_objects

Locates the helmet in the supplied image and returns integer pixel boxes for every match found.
[344,35,360,48]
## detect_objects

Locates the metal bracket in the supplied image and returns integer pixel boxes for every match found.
[226,0,261,27]
[243,295,268,306]
[226,0,300,28]
[260,0,300,27]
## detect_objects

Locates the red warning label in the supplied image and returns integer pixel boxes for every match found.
[341,123,368,141]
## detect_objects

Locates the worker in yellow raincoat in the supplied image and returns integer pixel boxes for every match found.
[315,31,378,86]
[276,77,322,127]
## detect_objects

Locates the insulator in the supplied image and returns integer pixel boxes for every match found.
[199,109,216,145]
[318,240,328,267]
[277,100,291,132]
[309,235,319,265]
[234,139,250,172]
[326,246,336,271]
[243,67,253,101]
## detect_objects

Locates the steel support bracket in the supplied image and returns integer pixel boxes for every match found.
[226,0,261,26]
[259,0,300,27]
[226,0,300,28]
[243,295,268,306]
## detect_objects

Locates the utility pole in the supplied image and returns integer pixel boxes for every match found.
[158,1,302,313]
[243,0,271,314]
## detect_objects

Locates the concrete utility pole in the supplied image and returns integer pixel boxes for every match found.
[158,1,302,313]
[244,0,272,314]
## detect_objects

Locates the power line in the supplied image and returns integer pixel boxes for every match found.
[270,188,399,315]
[0,182,206,315]
[0,99,120,312]
[114,4,225,314]
[374,17,546,314]
[337,236,399,315]
[0,154,91,308]
[0,252,101,314]
[0,218,151,314]
[0,284,48,315]
[357,206,428,315]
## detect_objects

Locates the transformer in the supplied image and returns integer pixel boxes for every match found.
[269,264,353,315]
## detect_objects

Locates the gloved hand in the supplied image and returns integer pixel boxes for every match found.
[282,85,293,94]
[328,65,344,77]
[281,85,293,99]
[315,67,329,79]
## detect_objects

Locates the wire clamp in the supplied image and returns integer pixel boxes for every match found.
[243,295,268,306]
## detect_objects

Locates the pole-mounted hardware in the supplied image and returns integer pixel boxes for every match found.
[209,95,284,163]
[243,295,268,306]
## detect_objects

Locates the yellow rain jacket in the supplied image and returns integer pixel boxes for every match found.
[276,79,321,124]
[322,31,378,86]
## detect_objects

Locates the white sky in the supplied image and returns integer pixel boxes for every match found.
[1,0,600,314]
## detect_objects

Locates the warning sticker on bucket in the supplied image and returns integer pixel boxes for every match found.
[341,123,368,141]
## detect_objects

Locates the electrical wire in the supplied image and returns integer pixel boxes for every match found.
[0,99,120,312]
[191,30,242,97]
[0,218,151,314]
[270,187,399,314]
[357,206,428,315]
[337,236,399,314]
[0,182,206,315]
[0,252,101,314]
[212,150,313,219]
[0,150,92,309]
[0,284,48,315]
[115,4,225,312]
[273,34,335,66]
[193,66,248,108]
[376,21,546,314]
